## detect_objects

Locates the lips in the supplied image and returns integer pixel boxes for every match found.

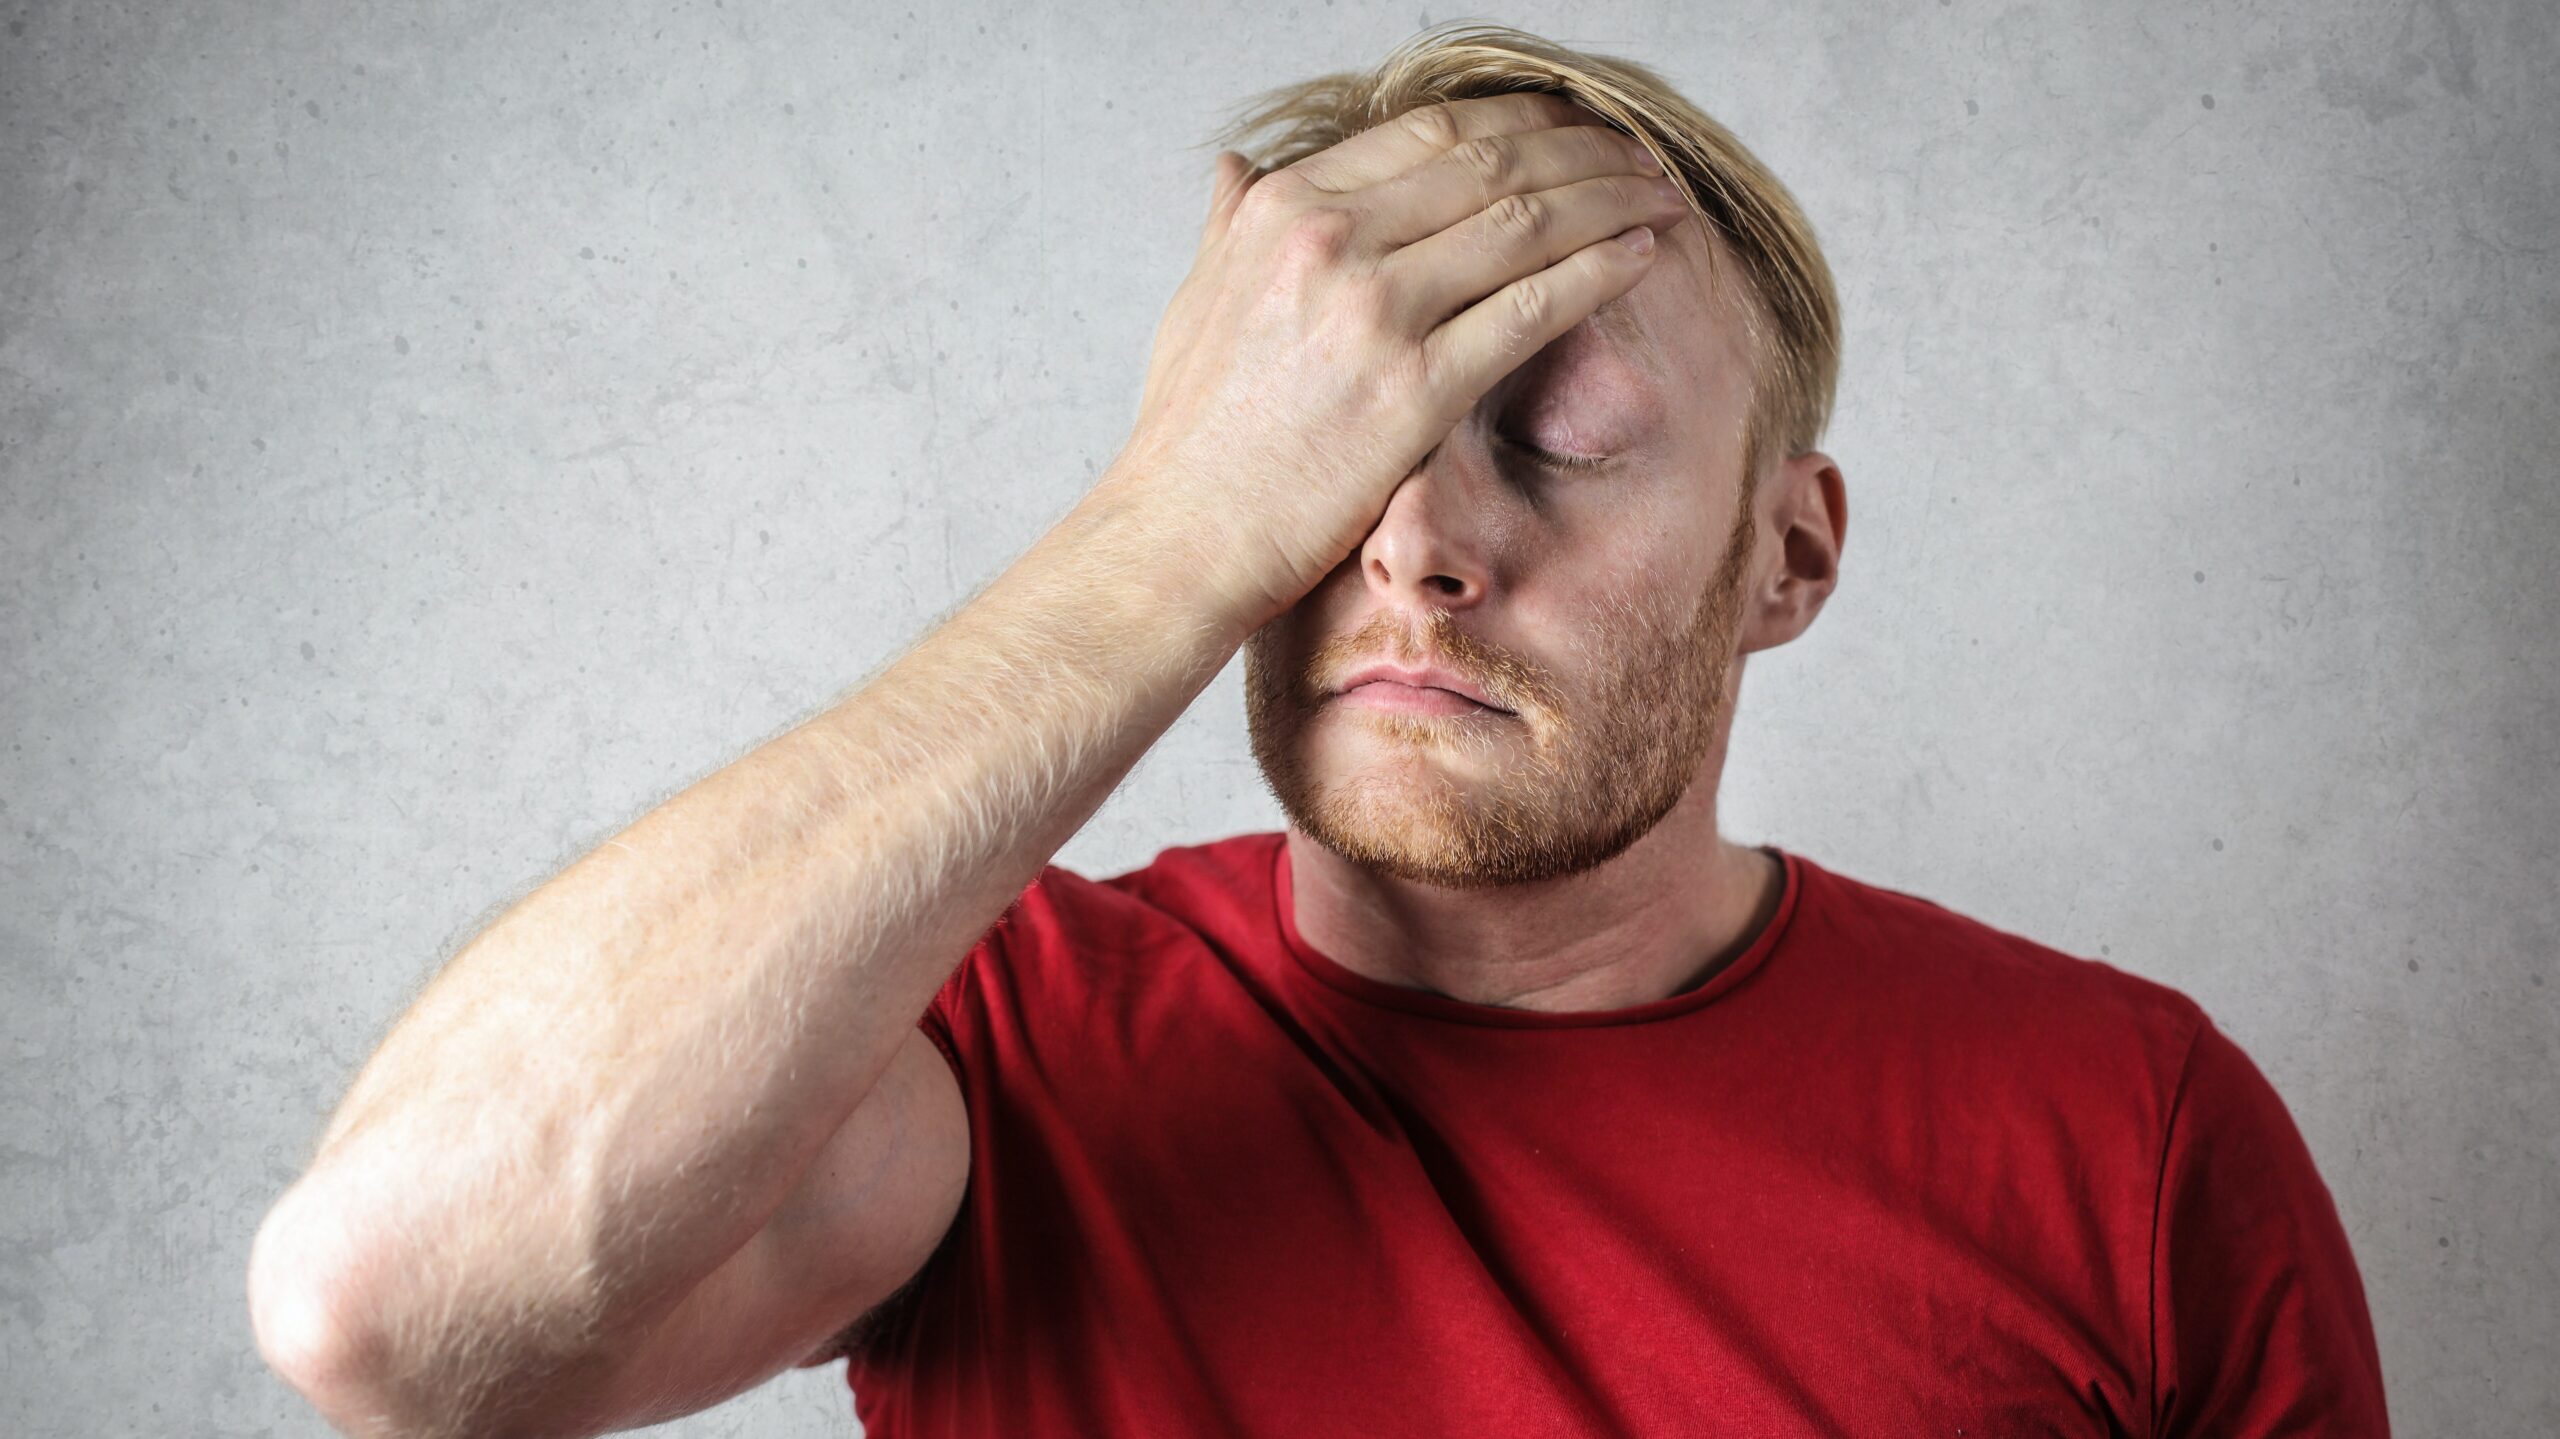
[1331,661,1512,713]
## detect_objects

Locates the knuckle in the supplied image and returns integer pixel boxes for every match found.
[1277,205,1360,266]
[1398,104,1464,152]
[1449,134,1518,187]
[1486,190,1549,243]
[1230,170,1295,227]
[1505,277,1552,334]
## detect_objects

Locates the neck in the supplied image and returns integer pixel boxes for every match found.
[1285,783,1783,1013]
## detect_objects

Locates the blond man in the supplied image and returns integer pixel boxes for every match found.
[249,24,2388,1438]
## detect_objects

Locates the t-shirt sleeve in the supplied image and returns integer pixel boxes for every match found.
[914,862,1082,1094]
[2149,1014,2391,1435]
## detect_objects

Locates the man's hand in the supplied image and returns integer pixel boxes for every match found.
[1116,93,1693,634]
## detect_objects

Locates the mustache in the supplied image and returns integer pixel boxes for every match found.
[1304,609,1555,717]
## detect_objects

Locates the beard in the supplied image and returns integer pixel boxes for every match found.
[1243,475,1760,891]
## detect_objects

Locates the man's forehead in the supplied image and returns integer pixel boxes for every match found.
[1581,250,1745,385]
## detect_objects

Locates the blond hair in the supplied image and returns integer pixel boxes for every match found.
[1201,21,1841,494]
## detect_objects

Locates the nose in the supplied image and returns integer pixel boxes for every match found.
[1359,434,1501,614]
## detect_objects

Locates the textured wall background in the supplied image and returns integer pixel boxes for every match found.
[4,1,2554,1434]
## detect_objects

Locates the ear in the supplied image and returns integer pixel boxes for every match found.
[1738,448,1847,654]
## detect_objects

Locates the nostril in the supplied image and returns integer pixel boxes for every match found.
[1428,575,1464,595]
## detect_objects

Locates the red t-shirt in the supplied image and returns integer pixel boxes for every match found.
[844,831,2388,1435]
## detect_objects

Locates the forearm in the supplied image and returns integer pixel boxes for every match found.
[251,465,1247,1413]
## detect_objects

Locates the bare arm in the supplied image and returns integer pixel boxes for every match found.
[245,91,1691,1439]
[245,473,1249,1435]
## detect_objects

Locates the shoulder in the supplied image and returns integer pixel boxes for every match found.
[992,829,1277,941]
[1785,851,2208,1085]
[921,833,1290,1103]
[958,830,1283,998]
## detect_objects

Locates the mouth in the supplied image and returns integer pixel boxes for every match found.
[1332,679,1514,717]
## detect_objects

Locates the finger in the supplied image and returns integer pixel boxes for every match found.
[1358,122,1666,252]
[1285,92,1591,194]
[1389,170,1692,332]
[1197,152,1263,256]
[1420,224,1664,415]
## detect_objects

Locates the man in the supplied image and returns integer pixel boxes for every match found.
[248,24,2390,1437]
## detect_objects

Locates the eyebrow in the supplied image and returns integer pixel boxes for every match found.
[1584,296,1662,378]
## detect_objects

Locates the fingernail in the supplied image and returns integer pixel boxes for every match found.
[1616,225,1655,255]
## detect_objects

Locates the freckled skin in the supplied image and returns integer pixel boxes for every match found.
[1241,149,1847,1011]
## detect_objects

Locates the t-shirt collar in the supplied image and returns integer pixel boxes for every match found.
[1266,830,1802,1029]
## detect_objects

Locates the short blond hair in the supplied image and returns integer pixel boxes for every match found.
[1202,21,1841,494]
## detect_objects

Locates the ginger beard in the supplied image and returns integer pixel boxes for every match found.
[1244,469,1761,890]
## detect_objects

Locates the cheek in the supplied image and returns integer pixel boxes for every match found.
[1521,557,1689,678]
[1531,497,1697,602]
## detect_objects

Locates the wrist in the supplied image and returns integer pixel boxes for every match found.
[1074,457,1279,645]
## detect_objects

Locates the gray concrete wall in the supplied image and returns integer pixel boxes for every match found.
[4,2,2552,1434]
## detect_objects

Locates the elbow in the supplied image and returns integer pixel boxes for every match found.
[249,1178,494,1438]
[248,1179,419,1436]
[245,1189,368,1429]
[247,1177,610,1439]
